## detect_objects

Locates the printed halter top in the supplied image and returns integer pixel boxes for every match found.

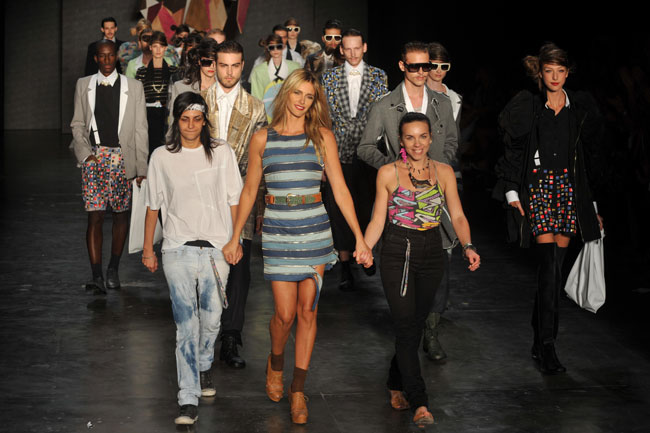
[387,162,444,231]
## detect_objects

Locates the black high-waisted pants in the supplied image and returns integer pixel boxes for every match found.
[381,223,444,410]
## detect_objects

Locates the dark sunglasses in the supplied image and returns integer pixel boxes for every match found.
[139,34,152,43]
[430,62,451,71]
[323,35,342,42]
[199,58,215,67]
[267,44,284,51]
[403,62,434,73]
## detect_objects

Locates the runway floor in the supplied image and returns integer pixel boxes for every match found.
[1,131,649,432]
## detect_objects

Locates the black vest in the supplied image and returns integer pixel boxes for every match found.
[91,77,121,147]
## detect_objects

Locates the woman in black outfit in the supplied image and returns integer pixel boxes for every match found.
[135,31,177,155]
[494,43,603,374]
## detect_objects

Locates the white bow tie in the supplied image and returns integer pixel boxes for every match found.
[349,70,361,76]
[100,80,111,87]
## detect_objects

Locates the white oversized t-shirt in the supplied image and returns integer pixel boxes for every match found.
[146,140,243,250]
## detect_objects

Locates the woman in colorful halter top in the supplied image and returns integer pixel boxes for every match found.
[364,112,480,427]
[222,69,372,425]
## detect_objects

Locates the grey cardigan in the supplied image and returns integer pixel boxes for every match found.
[357,82,458,169]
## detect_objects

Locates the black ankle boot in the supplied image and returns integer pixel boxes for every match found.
[423,312,447,361]
[538,342,566,374]
[338,260,354,291]
[220,334,246,369]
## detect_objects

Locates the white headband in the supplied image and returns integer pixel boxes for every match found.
[184,103,206,113]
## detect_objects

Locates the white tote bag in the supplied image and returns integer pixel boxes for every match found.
[564,230,606,313]
[128,179,162,254]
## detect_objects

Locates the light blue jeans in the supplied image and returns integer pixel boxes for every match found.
[162,245,229,406]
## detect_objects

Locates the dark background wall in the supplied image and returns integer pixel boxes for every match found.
[4,0,62,130]
[3,0,368,131]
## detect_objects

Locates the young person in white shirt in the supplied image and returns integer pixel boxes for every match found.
[142,91,243,425]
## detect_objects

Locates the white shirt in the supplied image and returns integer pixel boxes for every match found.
[345,61,364,118]
[251,48,303,69]
[146,141,243,250]
[267,59,290,82]
[402,82,428,114]
[216,82,240,141]
[284,47,304,66]
[442,84,462,121]
[96,69,118,87]
[322,52,336,70]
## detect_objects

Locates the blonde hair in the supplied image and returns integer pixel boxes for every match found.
[130,18,152,37]
[270,69,332,161]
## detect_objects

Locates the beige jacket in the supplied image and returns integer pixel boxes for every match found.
[70,74,148,178]
[204,84,267,240]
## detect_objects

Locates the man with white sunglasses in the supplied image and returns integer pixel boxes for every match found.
[321,19,343,70]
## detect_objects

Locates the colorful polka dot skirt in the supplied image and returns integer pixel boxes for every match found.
[82,146,131,212]
[527,168,576,237]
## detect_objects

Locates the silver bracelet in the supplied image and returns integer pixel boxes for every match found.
[462,243,477,253]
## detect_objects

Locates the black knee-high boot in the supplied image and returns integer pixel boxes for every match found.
[531,243,566,374]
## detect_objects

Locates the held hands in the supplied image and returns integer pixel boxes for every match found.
[509,200,525,216]
[353,239,374,268]
[223,238,243,265]
[464,249,480,271]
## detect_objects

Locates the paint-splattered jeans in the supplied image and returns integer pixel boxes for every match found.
[162,245,229,406]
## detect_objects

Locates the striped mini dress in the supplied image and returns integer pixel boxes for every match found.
[261,129,338,308]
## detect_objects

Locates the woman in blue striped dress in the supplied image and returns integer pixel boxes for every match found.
[223,69,372,424]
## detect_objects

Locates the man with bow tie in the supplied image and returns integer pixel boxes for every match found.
[321,28,388,290]
[203,40,267,369]
[71,39,148,294]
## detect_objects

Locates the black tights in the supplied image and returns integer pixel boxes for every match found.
[86,210,130,267]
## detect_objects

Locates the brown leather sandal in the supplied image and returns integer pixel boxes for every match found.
[389,390,410,411]
[413,407,434,426]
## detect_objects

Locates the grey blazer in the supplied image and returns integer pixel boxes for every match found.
[357,82,458,169]
[70,74,149,178]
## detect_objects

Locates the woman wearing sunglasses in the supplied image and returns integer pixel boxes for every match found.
[364,112,479,426]
[167,39,219,138]
[284,18,302,56]
[494,42,603,374]
[250,34,301,122]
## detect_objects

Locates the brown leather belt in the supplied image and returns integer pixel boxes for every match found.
[265,192,322,206]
